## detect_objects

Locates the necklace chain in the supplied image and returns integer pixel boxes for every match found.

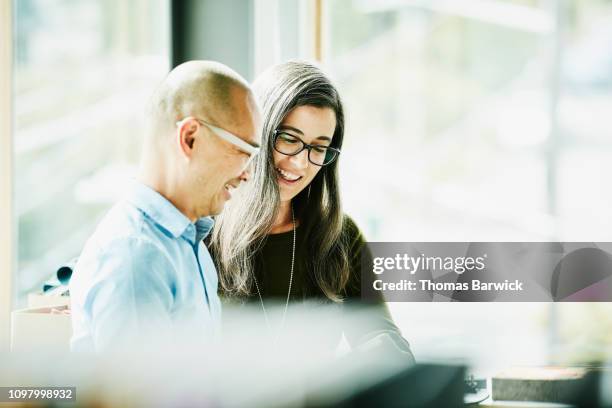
[253,204,295,337]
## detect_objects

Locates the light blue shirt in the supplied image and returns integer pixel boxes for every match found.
[70,182,221,351]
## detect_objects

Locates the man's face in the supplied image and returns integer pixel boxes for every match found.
[185,91,261,218]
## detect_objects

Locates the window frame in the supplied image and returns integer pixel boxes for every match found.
[0,0,15,351]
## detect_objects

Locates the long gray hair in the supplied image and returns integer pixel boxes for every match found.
[211,60,349,302]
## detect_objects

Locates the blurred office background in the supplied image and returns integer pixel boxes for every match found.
[8,0,612,368]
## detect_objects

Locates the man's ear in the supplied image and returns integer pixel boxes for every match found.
[177,119,198,159]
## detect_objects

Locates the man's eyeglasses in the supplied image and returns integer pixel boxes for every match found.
[273,130,340,166]
[176,117,260,162]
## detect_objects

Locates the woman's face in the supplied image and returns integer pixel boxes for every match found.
[273,105,337,202]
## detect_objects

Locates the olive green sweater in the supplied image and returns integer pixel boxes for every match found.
[242,215,413,353]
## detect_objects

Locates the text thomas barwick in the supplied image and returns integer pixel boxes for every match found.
[372,279,524,292]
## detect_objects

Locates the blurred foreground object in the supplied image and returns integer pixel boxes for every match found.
[492,366,602,405]
[1,304,445,407]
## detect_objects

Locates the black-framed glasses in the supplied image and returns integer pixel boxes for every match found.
[273,130,340,166]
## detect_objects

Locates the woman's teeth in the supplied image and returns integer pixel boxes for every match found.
[277,168,301,182]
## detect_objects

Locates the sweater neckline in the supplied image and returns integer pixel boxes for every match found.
[265,225,302,243]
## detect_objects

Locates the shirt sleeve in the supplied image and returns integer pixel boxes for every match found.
[78,237,176,351]
[342,216,416,363]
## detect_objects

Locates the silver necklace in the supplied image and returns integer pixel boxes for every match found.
[253,204,295,336]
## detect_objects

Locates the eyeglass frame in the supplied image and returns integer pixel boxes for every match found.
[175,117,261,162]
[272,129,341,167]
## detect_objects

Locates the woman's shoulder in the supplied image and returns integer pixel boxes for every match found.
[341,214,367,248]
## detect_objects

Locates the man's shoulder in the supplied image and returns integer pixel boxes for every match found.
[71,201,176,292]
[85,199,169,253]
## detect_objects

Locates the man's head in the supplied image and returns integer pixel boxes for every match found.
[143,60,261,220]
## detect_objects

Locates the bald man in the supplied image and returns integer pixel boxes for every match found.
[70,61,261,351]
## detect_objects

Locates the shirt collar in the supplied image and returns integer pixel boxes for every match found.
[195,217,215,243]
[126,181,214,242]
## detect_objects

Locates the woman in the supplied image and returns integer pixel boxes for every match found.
[211,61,414,359]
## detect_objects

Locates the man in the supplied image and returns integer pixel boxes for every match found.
[70,61,261,351]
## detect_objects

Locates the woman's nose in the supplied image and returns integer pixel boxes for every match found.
[289,149,309,169]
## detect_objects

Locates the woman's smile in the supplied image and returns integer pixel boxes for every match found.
[276,167,303,185]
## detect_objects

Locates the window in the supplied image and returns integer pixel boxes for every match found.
[321,0,612,364]
[14,0,170,307]
[327,0,553,241]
